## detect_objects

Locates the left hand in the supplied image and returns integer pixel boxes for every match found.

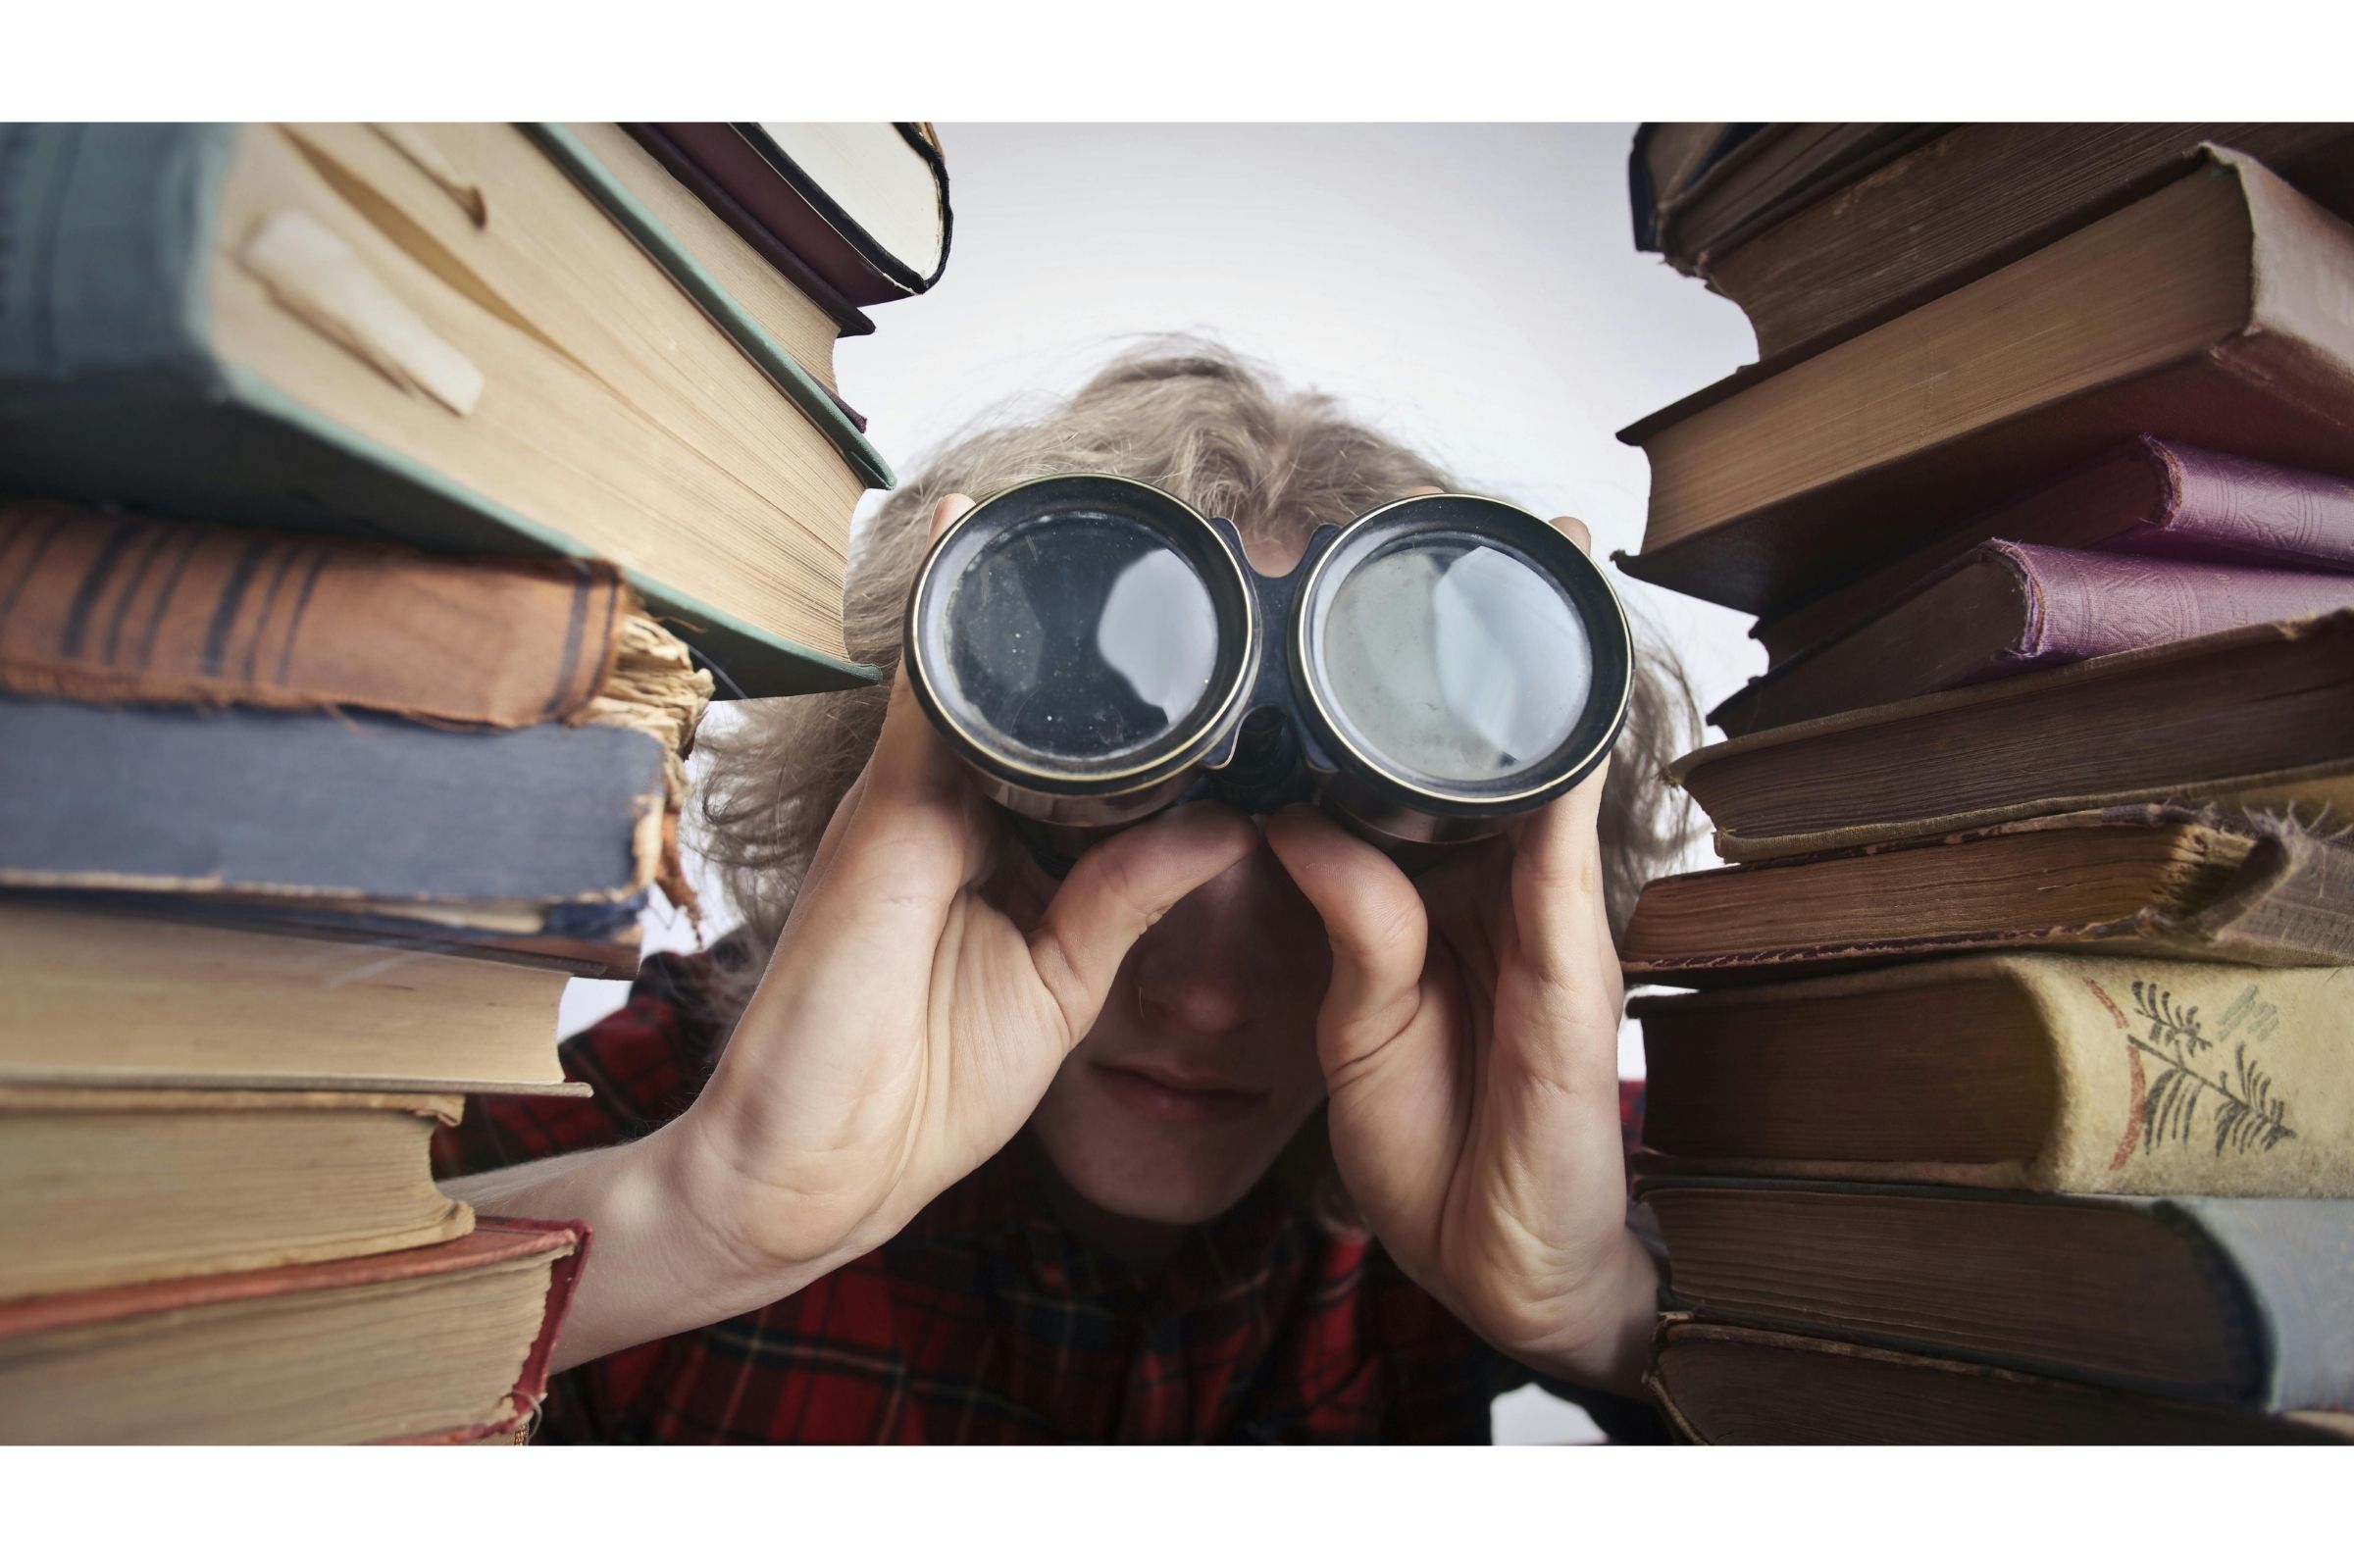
[1260,514,1660,1395]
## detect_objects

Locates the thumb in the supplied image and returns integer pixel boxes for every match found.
[1025,803,1257,1045]
[1261,806,1428,1063]
[857,492,979,814]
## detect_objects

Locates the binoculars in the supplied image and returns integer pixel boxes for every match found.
[903,474,1631,857]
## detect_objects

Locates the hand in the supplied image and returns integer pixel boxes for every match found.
[1262,514,1660,1395]
[645,495,1254,1305]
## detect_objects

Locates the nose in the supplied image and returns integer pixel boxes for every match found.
[1128,843,1323,1037]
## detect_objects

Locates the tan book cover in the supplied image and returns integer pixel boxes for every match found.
[1635,953,2354,1196]
[0,1087,469,1300]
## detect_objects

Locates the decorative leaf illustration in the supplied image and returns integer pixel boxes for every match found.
[2125,980,2295,1158]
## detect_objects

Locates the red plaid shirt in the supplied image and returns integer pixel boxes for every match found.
[435,947,1661,1443]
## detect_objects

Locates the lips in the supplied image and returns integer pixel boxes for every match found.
[1091,1061,1269,1125]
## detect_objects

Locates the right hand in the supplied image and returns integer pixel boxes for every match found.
[659,494,1257,1289]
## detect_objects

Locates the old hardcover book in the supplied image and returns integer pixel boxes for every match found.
[0,123,887,694]
[1637,123,1943,275]
[0,1087,467,1299]
[1626,124,1759,250]
[1616,148,2354,614]
[0,497,711,733]
[1670,611,2354,863]
[621,123,877,339]
[647,124,951,304]
[1638,1178,2354,1410]
[1621,808,2354,985]
[1633,952,2352,1196]
[1753,438,2354,670]
[0,901,582,1093]
[1714,544,2354,737]
[564,121,866,384]
[1714,541,2354,734]
[1647,1317,2346,1445]
[0,1217,585,1443]
[0,694,673,927]
[1694,124,2354,359]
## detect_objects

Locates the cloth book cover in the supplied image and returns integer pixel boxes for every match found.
[1633,951,2354,1197]
[1713,542,2354,735]
[1754,435,2354,670]
[0,694,669,931]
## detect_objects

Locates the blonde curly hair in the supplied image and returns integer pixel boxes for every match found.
[694,340,1695,979]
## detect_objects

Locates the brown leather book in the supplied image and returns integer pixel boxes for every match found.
[1641,123,1945,273]
[1616,147,2354,615]
[1752,438,2354,670]
[0,1216,584,1443]
[0,496,700,733]
[1647,1317,2347,1444]
[1638,1179,2354,1411]
[1621,806,2354,986]
[1696,123,2354,360]
[1670,611,2354,864]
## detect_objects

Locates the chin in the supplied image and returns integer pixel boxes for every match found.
[1027,1061,1322,1227]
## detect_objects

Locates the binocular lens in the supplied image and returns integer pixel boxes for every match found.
[906,475,1631,845]
[1313,536,1593,787]
[938,510,1223,764]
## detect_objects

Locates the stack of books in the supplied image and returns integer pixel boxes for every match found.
[1616,125,2354,1443]
[0,122,947,1442]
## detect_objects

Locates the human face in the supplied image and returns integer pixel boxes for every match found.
[1025,836,1332,1226]
[1025,522,1338,1226]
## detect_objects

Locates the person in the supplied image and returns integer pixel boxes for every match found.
[437,343,1696,1442]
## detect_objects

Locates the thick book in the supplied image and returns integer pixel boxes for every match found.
[620,123,876,339]
[0,694,671,924]
[1647,1318,2347,1445]
[1633,952,2352,1197]
[1638,1178,2354,1411]
[1626,124,1759,250]
[0,123,884,695]
[0,1216,585,1443]
[0,497,710,734]
[1670,611,2354,863]
[1616,147,2354,614]
[646,123,951,305]
[0,901,586,1093]
[1688,123,2354,361]
[1634,123,1943,275]
[1621,807,2354,986]
[0,1086,467,1299]
[1754,438,2354,670]
[1714,543,2354,736]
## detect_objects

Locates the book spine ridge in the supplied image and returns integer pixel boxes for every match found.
[0,124,235,398]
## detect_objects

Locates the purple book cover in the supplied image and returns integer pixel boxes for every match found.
[2114,439,2354,570]
[1997,541,2354,670]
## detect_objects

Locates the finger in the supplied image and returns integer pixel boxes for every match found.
[782,764,874,940]
[1402,484,1446,498]
[857,492,978,812]
[1549,514,1593,554]
[1025,803,1257,1045]
[928,491,973,544]
[1261,805,1429,1059]
[1505,754,1616,1005]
